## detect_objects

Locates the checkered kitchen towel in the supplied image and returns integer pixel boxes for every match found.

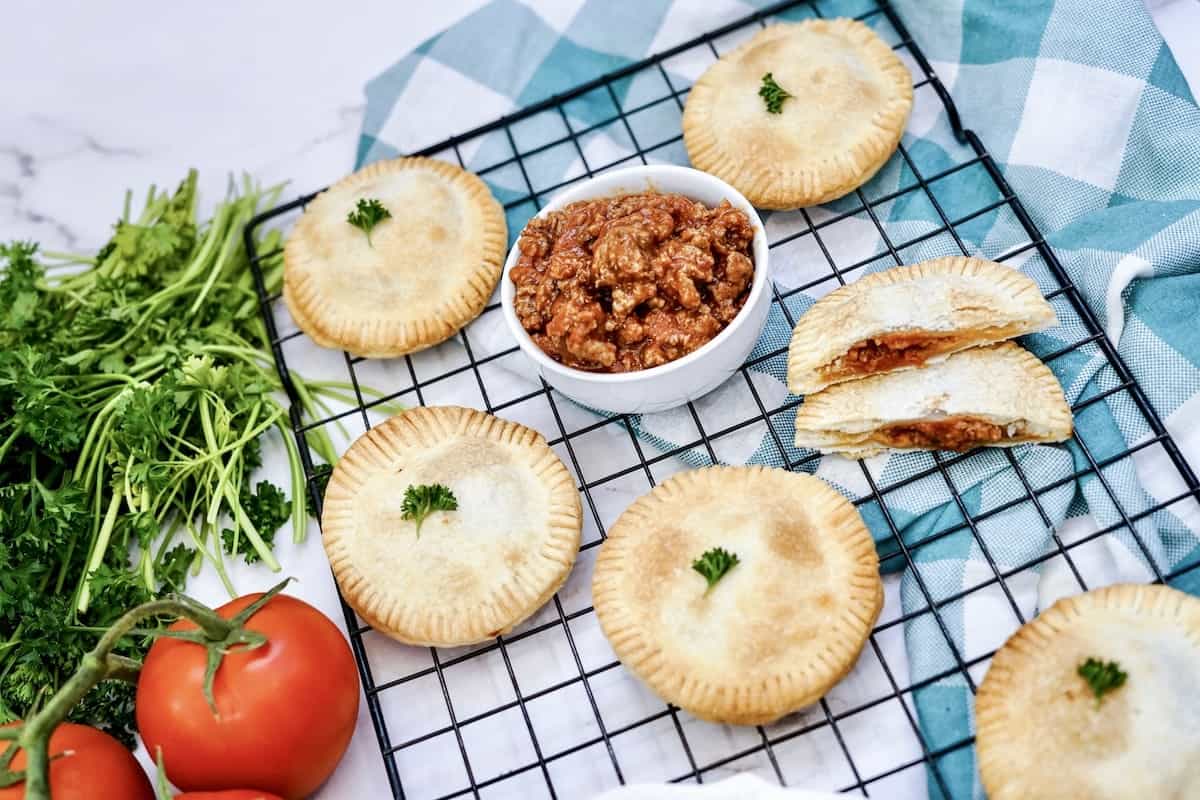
[355,1,1200,797]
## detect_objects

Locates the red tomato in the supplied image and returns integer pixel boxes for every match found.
[0,722,153,800]
[137,592,359,799]
[176,793,285,800]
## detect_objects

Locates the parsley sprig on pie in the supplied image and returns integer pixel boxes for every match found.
[346,197,391,247]
[758,72,792,114]
[400,483,458,536]
[692,547,740,595]
[1077,657,1127,705]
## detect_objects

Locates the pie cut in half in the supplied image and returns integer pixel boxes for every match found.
[592,466,882,725]
[793,343,1073,456]
[787,257,1057,395]
[976,584,1200,800]
[321,406,581,647]
[682,18,913,209]
[284,157,506,358]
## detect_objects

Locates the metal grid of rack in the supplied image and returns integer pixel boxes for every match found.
[243,1,1200,797]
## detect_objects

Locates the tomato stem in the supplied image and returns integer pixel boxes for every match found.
[153,748,173,800]
[5,579,292,799]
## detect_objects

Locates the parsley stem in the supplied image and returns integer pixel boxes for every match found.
[278,418,307,543]
[73,392,124,484]
[291,377,339,465]
[76,491,123,614]
[206,403,260,524]
[189,203,252,316]
[0,429,19,466]
[206,521,236,597]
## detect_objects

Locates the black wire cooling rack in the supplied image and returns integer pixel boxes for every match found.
[243,1,1200,797]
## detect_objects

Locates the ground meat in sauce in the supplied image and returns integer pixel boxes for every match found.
[875,417,1010,451]
[830,332,959,376]
[510,192,755,372]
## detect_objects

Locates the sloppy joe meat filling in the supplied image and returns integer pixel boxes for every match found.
[510,192,755,372]
[873,417,1015,451]
[829,331,961,376]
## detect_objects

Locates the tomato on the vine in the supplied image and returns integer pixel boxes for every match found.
[0,722,153,800]
[136,592,359,799]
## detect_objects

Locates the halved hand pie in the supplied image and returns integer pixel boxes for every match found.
[592,466,881,725]
[682,18,912,209]
[321,406,581,647]
[788,257,1056,395]
[284,157,506,358]
[793,343,1072,456]
[976,584,1200,800]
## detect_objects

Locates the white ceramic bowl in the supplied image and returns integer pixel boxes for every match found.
[500,165,771,415]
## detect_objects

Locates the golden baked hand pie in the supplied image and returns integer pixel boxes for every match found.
[788,257,1057,394]
[321,406,580,647]
[284,157,506,357]
[976,584,1200,800]
[682,18,912,209]
[793,343,1072,456]
[592,466,881,725]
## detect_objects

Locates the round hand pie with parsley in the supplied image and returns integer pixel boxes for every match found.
[976,584,1200,800]
[592,465,881,725]
[321,406,581,647]
[284,157,506,357]
[682,18,912,209]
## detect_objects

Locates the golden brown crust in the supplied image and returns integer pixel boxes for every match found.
[787,257,1057,394]
[976,584,1200,800]
[682,18,912,209]
[321,406,581,647]
[592,466,881,725]
[283,157,507,357]
[793,343,1073,456]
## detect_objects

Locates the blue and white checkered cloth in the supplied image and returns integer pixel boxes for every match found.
[355,1,1200,797]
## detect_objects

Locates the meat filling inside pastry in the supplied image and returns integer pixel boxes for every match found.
[793,343,1072,457]
[788,257,1057,395]
[829,325,1026,383]
[873,416,1022,452]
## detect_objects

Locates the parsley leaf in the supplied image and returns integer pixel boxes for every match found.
[759,72,793,114]
[692,547,740,595]
[347,197,392,247]
[222,481,290,564]
[0,242,55,346]
[1077,657,1127,704]
[400,484,458,536]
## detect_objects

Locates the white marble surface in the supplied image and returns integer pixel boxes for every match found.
[2,2,1198,798]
